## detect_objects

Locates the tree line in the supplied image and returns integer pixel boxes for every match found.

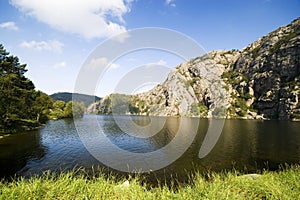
[0,44,85,134]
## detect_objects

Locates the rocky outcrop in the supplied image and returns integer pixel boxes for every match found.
[231,17,300,120]
[88,17,300,120]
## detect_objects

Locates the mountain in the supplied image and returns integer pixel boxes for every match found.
[50,92,101,107]
[87,17,300,120]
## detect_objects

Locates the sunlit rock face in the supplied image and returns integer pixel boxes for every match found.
[88,18,300,120]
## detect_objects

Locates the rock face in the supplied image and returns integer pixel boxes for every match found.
[88,17,300,120]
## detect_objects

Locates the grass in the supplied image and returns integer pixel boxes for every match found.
[0,165,299,200]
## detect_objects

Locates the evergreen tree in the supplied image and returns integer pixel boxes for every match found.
[0,44,53,132]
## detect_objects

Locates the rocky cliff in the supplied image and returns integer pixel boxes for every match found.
[88,17,300,120]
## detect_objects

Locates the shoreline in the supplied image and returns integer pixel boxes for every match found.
[88,113,300,122]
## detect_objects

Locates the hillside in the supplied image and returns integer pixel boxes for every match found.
[50,92,101,107]
[88,17,300,120]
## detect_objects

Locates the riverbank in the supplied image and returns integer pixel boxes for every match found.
[1,165,299,199]
[0,119,43,136]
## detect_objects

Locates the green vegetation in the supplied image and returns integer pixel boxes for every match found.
[190,102,208,117]
[0,44,53,133]
[232,95,249,117]
[111,94,131,114]
[49,100,85,119]
[270,31,298,54]
[50,92,101,107]
[0,165,299,199]
[290,112,300,120]
[221,71,249,85]
[63,101,85,119]
[0,44,85,133]
[212,107,227,118]
[188,77,201,87]
[251,46,261,59]
[97,94,142,115]
[221,71,256,118]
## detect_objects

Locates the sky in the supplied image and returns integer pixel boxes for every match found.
[0,0,300,97]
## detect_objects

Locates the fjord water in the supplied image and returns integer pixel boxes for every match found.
[0,115,299,180]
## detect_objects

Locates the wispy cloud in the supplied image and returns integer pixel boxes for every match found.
[20,40,64,53]
[0,21,19,30]
[53,61,66,69]
[87,57,120,71]
[10,0,133,39]
[145,59,167,68]
[165,0,176,7]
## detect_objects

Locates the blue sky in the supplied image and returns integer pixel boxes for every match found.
[0,0,299,97]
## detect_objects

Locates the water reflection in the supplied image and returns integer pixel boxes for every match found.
[198,120,300,172]
[0,130,45,179]
[99,116,180,153]
[0,115,299,181]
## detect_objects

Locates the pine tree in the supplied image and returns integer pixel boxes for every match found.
[0,44,52,132]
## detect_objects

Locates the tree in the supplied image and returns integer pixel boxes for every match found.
[0,44,53,132]
[64,101,85,119]
[48,100,65,119]
[32,91,54,123]
[0,45,35,131]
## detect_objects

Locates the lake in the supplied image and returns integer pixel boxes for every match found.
[1,115,299,183]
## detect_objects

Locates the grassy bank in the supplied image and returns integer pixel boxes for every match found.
[0,166,299,200]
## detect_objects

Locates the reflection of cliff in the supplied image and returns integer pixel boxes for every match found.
[0,130,45,179]
[151,117,180,148]
[198,120,300,171]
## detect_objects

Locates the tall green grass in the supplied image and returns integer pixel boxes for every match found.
[1,165,299,200]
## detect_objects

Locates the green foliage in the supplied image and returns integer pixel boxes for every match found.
[128,103,140,114]
[290,113,300,120]
[63,102,73,118]
[222,71,256,118]
[0,165,299,199]
[48,100,65,119]
[212,107,226,118]
[190,102,208,117]
[64,101,85,118]
[53,100,65,110]
[49,101,85,119]
[110,94,131,114]
[188,77,200,86]
[221,71,249,85]
[50,92,101,107]
[190,103,199,115]
[0,44,53,133]
[229,94,249,117]
[251,46,260,59]
[270,31,298,54]
[199,105,208,115]
[32,91,54,123]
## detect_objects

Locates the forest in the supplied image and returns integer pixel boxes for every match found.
[0,44,85,134]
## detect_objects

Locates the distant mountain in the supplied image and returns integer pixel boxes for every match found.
[88,17,300,120]
[50,92,101,107]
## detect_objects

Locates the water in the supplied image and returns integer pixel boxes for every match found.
[0,115,299,181]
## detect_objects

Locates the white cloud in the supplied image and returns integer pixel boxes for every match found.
[145,59,168,68]
[10,0,133,39]
[112,31,130,43]
[20,40,64,53]
[110,63,121,69]
[0,21,19,30]
[87,57,120,70]
[53,61,66,69]
[157,59,167,65]
[165,0,176,7]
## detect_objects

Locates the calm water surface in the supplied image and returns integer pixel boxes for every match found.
[1,115,299,181]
